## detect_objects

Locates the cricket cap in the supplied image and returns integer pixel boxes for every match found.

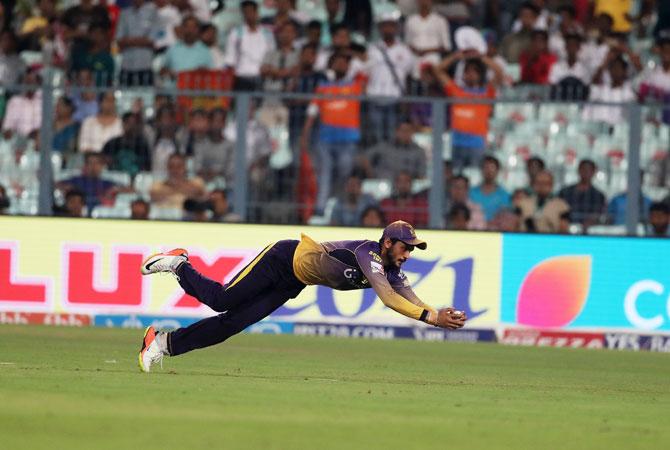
[381,221,427,250]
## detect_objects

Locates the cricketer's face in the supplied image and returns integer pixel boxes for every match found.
[386,240,413,269]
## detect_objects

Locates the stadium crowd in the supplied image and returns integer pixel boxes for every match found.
[0,0,670,236]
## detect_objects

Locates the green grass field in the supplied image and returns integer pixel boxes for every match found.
[0,326,669,450]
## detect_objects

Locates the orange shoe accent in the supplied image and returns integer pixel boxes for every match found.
[140,248,188,268]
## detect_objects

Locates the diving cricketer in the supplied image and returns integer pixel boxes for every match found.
[138,221,468,372]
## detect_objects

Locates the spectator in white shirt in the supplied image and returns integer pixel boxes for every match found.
[549,33,591,85]
[116,0,158,86]
[583,56,636,125]
[366,12,414,143]
[548,5,584,61]
[579,13,614,77]
[154,0,181,50]
[2,69,42,138]
[224,0,273,91]
[78,91,123,153]
[405,0,451,79]
[639,37,670,116]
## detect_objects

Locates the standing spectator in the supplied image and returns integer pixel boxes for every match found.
[287,43,326,148]
[380,171,429,228]
[78,91,123,153]
[200,23,225,69]
[446,174,486,230]
[432,51,504,171]
[130,198,150,220]
[56,189,86,217]
[583,56,635,125]
[330,174,377,226]
[151,104,183,177]
[58,153,119,213]
[259,20,299,125]
[223,0,273,91]
[71,69,98,122]
[405,0,451,80]
[321,0,345,47]
[209,189,241,223]
[62,0,111,76]
[52,97,80,156]
[300,52,365,213]
[518,170,570,233]
[580,13,613,77]
[639,36,670,124]
[470,155,511,222]
[18,0,58,52]
[154,0,181,51]
[519,29,556,85]
[70,24,114,86]
[446,203,471,231]
[366,12,414,144]
[646,202,670,237]
[192,108,234,182]
[150,153,206,209]
[548,32,591,87]
[548,5,584,60]
[2,69,41,138]
[362,122,426,181]
[0,30,25,88]
[500,1,539,64]
[558,159,606,225]
[162,15,212,77]
[116,0,157,86]
[360,205,385,227]
[101,112,151,178]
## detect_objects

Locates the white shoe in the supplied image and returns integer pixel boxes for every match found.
[141,248,188,276]
[138,326,164,373]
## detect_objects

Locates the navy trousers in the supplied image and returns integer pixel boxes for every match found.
[168,240,305,356]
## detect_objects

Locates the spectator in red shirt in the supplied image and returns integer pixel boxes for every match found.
[380,171,429,227]
[520,29,556,85]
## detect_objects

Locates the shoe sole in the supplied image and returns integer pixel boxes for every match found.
[138,326,153,373]
[140,249,188,275]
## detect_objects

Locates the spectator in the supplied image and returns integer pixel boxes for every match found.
[189,0,212,24]
[446,203,470,231]
[18,0,58,52]
[360,205,385,227]
[549,32,591,93]
[580,13,614,76]
[300,52,364,213]
[321,0,345,47]
[512,187,530,207]
[330,174,377,226]
[71,69,98,122]
[287,43,326,147]
[654,1,670,40]
[314,23,351,72]
[647,202,670,237]
[500,2,539,64]
[116,0,157,86]
[183,198,210,222]
[2,69,42,139]
[70,24,114,86]
[432,51,504,171]
[223,0,273,91]
[639,36,670,123]
[130,198,150,220]
[58,153,119,213]
[519,29,556,85]
[511,0,551,32]
[200,23,225,69]
[446,175,486,230]
[380,171,429,227]
[154,0,181,51]
[192,108,234,182]
[263,0,310,30]
[52,97,80,155]
[209,189,241,223]
[558,159,606,225]
[489,207,522,232]
[470,155,511,222]
[558,211,572,234]
[162,15,212,78]
[101,112,151,178]
[259,20,299,124]
[366,12,414,143]
[526,156,545,190]
[78,91,123,153]
[548,5,584,60]
[0,183,9,214]
[150,153,206,209]
[0,30,26,87]
[518,170,570,232]
[405,0,451,79]
[150,104,183,177]
[583,56,635,125]
[62,0,111,76]
[608,181,652,226]
[362,122,426,181]
[57,189,86,218]
[593,0,632,33]
[302,20,322,48]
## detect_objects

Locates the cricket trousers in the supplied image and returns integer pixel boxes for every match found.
[167,240,305,356]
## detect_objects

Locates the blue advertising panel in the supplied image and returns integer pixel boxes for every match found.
[502,234,670,332]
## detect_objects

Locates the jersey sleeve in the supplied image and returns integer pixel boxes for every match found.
[391,272,437,315]
[354,243,431,321]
